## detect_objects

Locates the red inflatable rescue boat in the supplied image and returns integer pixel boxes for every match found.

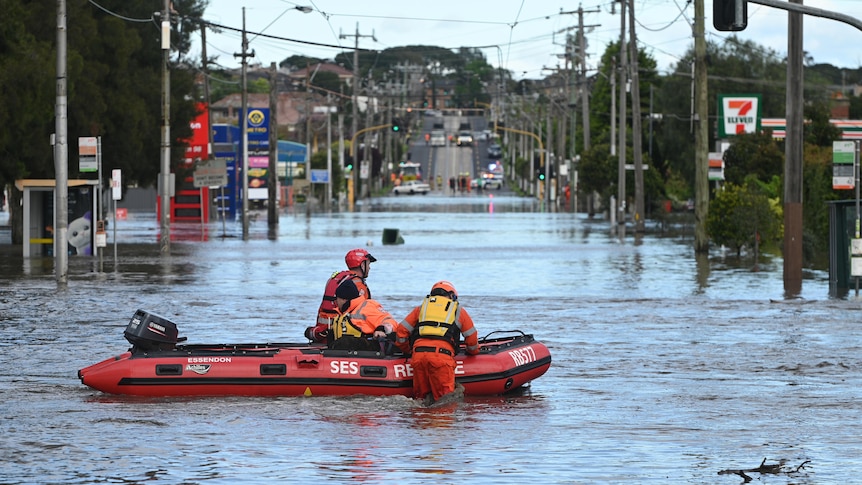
[78,310,552,397]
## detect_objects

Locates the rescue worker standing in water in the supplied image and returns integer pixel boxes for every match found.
[399,281,479,404]
[329,279,406,352]
[306,249,377,343]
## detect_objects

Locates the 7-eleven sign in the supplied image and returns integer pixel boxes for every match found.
[718,94,762,137]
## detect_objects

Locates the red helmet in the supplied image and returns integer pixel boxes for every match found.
[431,280,458,300]
[345,248,377,269]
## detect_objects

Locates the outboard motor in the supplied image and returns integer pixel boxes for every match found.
[124,309,186,352]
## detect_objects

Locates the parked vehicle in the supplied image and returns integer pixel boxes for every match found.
[483,178,503,190]
[430,130,446,146]
[392,180,431,195]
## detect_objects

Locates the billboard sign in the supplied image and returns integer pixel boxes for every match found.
[717,94,761,137]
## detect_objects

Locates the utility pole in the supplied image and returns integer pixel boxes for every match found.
[694,0,709,253]
[340,23,375,207]
[576,6,599,151]
[546,109,552,207]
[617,0,628,233]
[326,98,333,212]
[268,62,278,231]
[55,0,69,283]
[234,8,254,240]
[202,24,228,237]
[610,59,616,157]
[784,0,804,295]
[159,0,171,252]
[628,0,645,233]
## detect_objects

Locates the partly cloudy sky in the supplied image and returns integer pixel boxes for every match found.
[194,0,862,78]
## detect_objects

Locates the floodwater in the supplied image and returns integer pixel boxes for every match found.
[1,194,860,484]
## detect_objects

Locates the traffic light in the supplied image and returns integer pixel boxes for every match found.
[713,0,747,31]
[391,118,401,132]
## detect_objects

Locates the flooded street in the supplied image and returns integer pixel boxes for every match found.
[1,194,860,484]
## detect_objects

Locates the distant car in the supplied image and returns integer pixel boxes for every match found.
[483,178,503,190]
[392,180,431,195]
[457,131,473,147]
[430,130,446,146]
[487,143,502,158]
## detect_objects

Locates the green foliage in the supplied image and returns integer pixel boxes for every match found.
[330,45,495,108]
[280,55,324,71]
[655,36,788,194]
[722,131,784,186]
[0,0,55,187]
[804,100,842,147]
[578,144,617,202]
[802,144,842,265]
[707,181,782,256]
[664,169,692,203]
[309,71,343,96]
[248,77,270,94]
[0,0,205,194]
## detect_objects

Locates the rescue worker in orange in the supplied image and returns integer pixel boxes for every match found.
[329,279,406,352]
[398,280,479,404]
[306,248,377,343]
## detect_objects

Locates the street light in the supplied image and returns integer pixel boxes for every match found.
[238,5,312,240]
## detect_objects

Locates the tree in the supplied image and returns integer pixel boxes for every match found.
[580,41,660,211]
[280,55,324,71]
[0,0,205,243]
[722,131,784,186]
[707,179,782,257]
[655,36,787,194]
[804,100,842,147]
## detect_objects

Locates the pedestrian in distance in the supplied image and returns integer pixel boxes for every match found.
[305,248,377,343]
[398,280,479,405]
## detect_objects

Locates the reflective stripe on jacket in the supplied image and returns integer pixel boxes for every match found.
[399,296,480,355]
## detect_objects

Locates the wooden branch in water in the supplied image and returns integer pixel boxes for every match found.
[717,458,811,482]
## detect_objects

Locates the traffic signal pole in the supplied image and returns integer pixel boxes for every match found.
[494,125,544,199]
[716,0,862,296]
[348,123,392,210]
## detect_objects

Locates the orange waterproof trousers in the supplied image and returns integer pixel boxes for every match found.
[411,350,456,401]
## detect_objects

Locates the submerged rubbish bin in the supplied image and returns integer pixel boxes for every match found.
[382,228,404,245]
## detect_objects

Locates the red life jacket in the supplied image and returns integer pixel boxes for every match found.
[318,270,355,319]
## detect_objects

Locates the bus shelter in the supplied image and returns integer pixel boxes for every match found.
[15,179,99,258]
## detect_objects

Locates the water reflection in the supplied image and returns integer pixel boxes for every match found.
[2,200,856,483]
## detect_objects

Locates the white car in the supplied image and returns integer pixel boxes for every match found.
[392,180,431,195]
[456,131,473,147]
[483,178,503,190]
[429,130,446,146]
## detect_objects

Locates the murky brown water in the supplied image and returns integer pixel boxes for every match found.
[1,196,858,483]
